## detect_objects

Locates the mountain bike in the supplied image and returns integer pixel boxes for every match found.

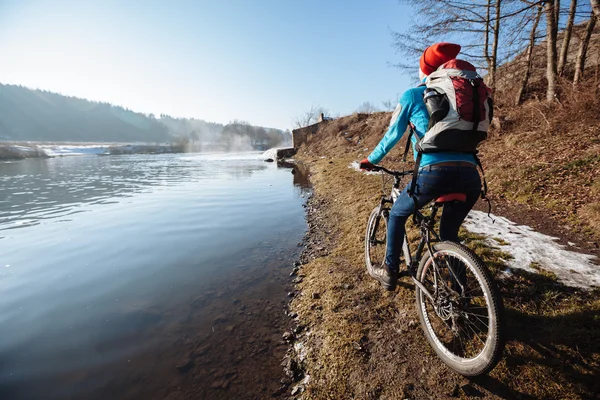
[364,165,505,377]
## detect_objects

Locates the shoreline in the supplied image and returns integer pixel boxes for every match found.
[0,143,187,160]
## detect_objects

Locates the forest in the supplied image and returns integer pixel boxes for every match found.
[0,83,290,150]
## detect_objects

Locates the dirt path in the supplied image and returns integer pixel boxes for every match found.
[473,197,600,259]
[284,155,600,399]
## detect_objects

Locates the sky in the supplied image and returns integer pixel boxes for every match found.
[0,0,418,130]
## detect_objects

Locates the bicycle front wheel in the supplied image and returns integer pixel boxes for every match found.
[415,241,505,376]
[365,206,388,275]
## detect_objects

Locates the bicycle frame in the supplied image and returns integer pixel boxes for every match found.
[370,166,464,303]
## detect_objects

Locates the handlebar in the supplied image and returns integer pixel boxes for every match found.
[370,165,412,177]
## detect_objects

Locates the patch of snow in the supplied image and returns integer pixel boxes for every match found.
[261,148,278,161]
[11,145,36,152]
[293,341,307,362]
[39,145,109,156]
[301,374,311,386]
[463,210,600,289]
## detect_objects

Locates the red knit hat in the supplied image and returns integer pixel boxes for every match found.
[419,42,461,77]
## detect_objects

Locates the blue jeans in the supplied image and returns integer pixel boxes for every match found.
[385,165,481,271]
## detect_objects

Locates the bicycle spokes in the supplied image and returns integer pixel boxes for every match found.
[419,252,491,360]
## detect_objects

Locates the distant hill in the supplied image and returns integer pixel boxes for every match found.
[0,83,169,142]
[0,83,290,149]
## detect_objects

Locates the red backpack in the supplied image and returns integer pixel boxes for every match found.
[419,59,493,153]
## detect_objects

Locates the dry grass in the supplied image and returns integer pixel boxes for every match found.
[292,155,466,399]
[290,106,600,398]
[481,77,600,239]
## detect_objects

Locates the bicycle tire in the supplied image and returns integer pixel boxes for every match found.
[365,206,388,275]
[415,241,505,376]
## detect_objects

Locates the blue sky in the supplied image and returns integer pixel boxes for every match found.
[0,0,416,129]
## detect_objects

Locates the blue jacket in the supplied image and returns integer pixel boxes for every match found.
[367,85,476,168]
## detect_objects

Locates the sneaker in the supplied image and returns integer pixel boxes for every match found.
[368,262,398,291]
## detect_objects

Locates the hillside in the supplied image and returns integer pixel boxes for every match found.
[496,20,600,104]
[0,83,291,148]
[285,97,600,398]
[296,84,600,241]
[0,84,169,142]
[284,27,600,397]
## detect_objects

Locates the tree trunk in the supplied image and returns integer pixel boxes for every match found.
[484,0,492,78]
[574,14,597,83]
[516,5,544,105]
[591,0,600,18]
[489,0,502,91]
[558,0,578,75]
[545,0,559,101]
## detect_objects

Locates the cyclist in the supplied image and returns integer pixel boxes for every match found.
[359,42,482,291]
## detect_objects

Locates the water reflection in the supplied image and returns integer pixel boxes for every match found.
[0,152,307,399]
[277,160,311,197]
[0,153,267,231]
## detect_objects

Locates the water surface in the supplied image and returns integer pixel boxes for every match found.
[0,152,308,399]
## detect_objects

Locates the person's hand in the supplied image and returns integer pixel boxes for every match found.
[359,158,376,171]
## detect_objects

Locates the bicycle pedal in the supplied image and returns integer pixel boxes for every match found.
[398,270,411,279]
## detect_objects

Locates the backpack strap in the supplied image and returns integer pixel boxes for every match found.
[474,152,493,217]
[471,80,481,132]
[402,123,415,162]
[408,151,422,223]
[408,151,422,197]
[403,122,422,221]
[405,122,419,196]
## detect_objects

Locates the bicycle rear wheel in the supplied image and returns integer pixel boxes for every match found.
[365,206,388,275]
[415,241,504,376]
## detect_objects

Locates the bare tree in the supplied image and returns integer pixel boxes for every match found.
[516,4,544,104]
[545,0,559,101]
[382,99,396,111]
[558,0,578,75]
[488,0,502,90]
[393,0,494,74]
[292,105,330,128]
[574,13,598,83]
[393,0,543,82]
[485,0,493,75]
[356,101,380,114]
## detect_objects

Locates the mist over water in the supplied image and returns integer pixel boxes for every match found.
[0,152,308,399]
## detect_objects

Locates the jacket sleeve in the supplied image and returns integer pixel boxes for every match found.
[367,90,413,164]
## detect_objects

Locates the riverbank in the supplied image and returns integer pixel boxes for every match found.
[0,144,49,160]
[285,149,600,398]
[0,143,186,160]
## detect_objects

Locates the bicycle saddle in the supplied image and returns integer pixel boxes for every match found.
[435,193,467,203]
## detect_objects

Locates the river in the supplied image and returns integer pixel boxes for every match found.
[0,152,308,399]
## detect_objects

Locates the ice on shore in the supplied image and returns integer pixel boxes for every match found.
[464,210,600,289]
[39,145,109,157]
[261,148,278,161]
[1,143,182,159]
